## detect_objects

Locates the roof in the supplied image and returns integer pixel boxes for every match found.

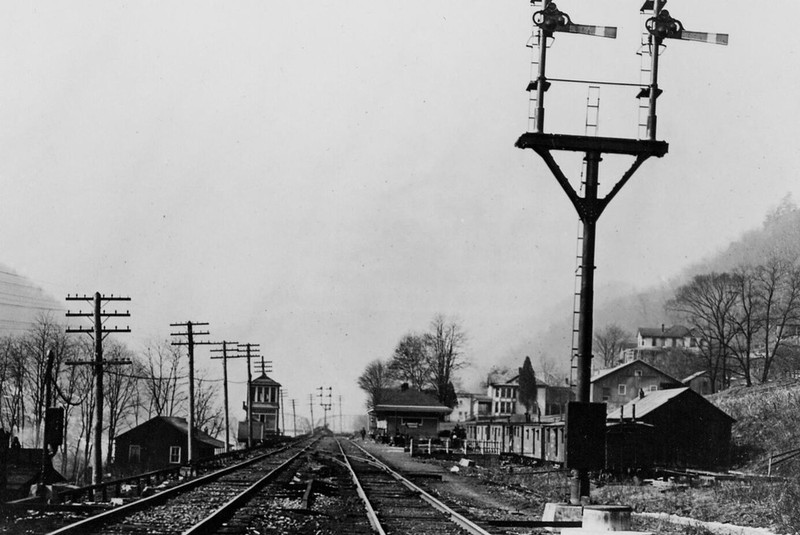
[638,325,692,339]
[607,387,735,422]
[371,388,452,414]
[591,359,682,384]
[488,373,519,386]
[682,370,708,383]
[118,416,226,449]
[252,373,281,387]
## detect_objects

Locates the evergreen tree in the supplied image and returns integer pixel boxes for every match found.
[518,356,537,417]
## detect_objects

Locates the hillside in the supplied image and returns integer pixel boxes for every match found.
[0,263,63,336]
[484,196,800,379]
[710,379,800,475]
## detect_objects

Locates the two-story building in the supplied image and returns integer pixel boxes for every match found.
[452,392,490,422]
[590,360,682,412]
[485,372,573,418]
[238,372,281,443]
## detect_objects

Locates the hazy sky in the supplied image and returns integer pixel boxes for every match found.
[1,1,798,426]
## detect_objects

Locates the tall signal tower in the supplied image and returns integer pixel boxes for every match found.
[516,0,727,504]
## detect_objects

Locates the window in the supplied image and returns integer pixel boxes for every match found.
[634,370,642,377]
[601,387,611,401]
[169,446,181,464]
[618,384,627,395]
[648,385,657,392]
[128,445,141,463]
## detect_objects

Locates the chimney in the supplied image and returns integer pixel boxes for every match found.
[661,323,665,333]
[632,404,636,421]
[400,383,409,391]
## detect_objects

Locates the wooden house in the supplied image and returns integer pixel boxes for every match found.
[114,416,224,474]
[590,360,682,412]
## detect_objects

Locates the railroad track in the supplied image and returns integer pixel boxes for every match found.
[336,438,496,535]
[46,436,317,535]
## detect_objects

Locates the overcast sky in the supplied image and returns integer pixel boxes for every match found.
[1,1,798,427]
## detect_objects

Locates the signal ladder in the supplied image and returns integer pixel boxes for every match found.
[525,0,544,132]
[569,85,600,391]
[636,1,657,139]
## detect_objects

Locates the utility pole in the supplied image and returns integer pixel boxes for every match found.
[65,292,130,488]
[209,341,238,453]
[338,395,343,434]
[170,321,211,469]
[309,394,315,432]
[238,343,260,447]
[317,386,332,430]
[291,399,297,437]
[515,0,726,504]
[280,390,287,437]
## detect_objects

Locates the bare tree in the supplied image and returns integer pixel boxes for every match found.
[387,333,430,390]
[0,335,25,435]
[194,369,224,438]
[138,340,186,419]
[21,313,71,445]
[728,266,763,386]
[669,273,738,392]
[593,324,630,369]
[755,257,800,382]
[357,360,389,410]
[103,341,139,466]
[424,314,467,405]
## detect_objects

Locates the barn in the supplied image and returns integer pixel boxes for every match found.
[114,416,225,474]
[606,387,735,469]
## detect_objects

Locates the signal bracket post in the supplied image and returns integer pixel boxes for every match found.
[515,132,667,503]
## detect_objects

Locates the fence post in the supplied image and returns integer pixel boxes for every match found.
[428,438,432,455]
[409,439,414,457]
[446,439,449,454]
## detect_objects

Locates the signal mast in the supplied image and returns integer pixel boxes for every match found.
[516,0,727,504]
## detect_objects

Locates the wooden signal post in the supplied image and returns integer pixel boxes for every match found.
[515,0,726,504]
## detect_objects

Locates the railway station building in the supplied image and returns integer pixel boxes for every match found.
[369,384,451,441]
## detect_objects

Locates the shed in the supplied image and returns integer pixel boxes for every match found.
[607,387,735,469]
[114,416,225,474]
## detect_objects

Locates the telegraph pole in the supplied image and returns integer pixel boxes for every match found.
[170,321,211,469]
[309,394,315,432]
[280,390,287,437]
[338,395,343,434]
[65,292,131,488]
[238,343,260,447]
[291,399,297,437]
[209,341,238,453]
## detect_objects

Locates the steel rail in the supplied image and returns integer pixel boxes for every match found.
[45,439,308,535]
[344,439,496,535]
[335,439,387,535]
[184,438,319,535]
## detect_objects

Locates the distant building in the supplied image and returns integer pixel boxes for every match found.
[607,387,735,469]
[452,392,489,422]
[114,416,225,474]
[682,370,717,395]
[369,384,452,440]
[239,372,281,442]
[485,371,572,418]
[590,360,682,412]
